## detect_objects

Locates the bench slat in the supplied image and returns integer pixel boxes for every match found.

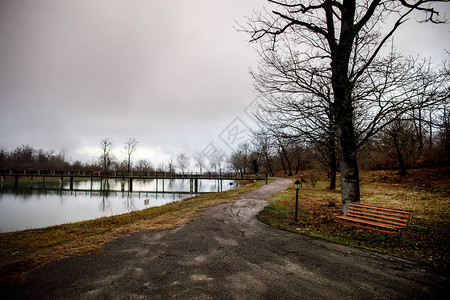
[335,219,395,235]
[335,203,412,234]
[350,207,410,219]
[351,203,412,214]
[346,212,407,228]
[336,216,399,230]
[348,210,409,223]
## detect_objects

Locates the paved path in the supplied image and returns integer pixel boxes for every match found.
[3,179,448,299]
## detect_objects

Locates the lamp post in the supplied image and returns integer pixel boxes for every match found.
[294,179,301,224]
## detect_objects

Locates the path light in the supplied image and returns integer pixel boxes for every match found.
[294,179,301,224]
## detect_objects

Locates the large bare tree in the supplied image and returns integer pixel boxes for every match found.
[244,0,448,214]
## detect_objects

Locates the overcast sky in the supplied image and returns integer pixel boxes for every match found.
[1,0,449,168]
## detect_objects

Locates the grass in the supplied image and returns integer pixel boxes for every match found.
[259,169,450,273]
[0,180,266,286]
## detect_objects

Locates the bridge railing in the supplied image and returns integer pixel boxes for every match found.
[1,169,264,180]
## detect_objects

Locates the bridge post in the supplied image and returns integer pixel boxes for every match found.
[190,178,193,193]
[129,177,133,192]
[70,176,74,190]
[195,178,198,193]
[14,174,19,189]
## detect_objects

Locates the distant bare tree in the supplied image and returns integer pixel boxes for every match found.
[252,131,275,176]
[176,153,190,175]
[0,147,7,169]
[157,162,166,172]
[209,151,226,174]
[123,138,139,173]
[436,97,450,165]
[229,143,250,175]
[135,159,154,173]
[167,156,176,174]
[193,152,206,174]
[383,119,418,175]
[99,138,113,172]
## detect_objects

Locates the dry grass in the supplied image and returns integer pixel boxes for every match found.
[0,181,265,287]
[259,169,449,272]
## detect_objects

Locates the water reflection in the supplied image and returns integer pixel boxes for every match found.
[0,179,237,232]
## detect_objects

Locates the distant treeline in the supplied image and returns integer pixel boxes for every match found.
[229,115,450,181]
[0,144,159,173]
[2,118,449,177]
[0,145,89,171]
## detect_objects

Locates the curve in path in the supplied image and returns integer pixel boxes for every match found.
[4,179,448,299]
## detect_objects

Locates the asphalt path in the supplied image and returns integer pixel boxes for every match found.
[2,179,448,299]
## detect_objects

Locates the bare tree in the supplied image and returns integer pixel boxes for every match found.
[252,131,276,176]
[135,159,154,173]
[244,0,448,214]
[167,156,176,174]
[156,162,166,172]
[193,152,206,174]
[229,144,250,175]
[436,96,450,165]
[99,138,113,172]
[210,151,226,174]
[123,138,139,173]
[382,119,418,175]
[176,153,190,175]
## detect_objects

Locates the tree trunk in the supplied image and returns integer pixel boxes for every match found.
[429,111,433,150]
[337,122,360,215]
[328,127,337,190]
[295,152,301,174]
[279,150,287,175]
[333,83,360,214]
[265,154,275,176]
[392,132,408,175]
[331,0,360,215]
[329,150,337,190]
[280,144,293,176]
[332,66,360,214]
[418,108,424,153]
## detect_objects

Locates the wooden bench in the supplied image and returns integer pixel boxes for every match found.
[335,203,412,235]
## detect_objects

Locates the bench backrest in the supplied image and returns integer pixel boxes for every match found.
[347,203,411,229]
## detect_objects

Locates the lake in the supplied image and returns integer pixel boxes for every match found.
[0,178,236,232]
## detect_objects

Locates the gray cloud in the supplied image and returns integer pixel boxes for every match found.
[0,0,448,165]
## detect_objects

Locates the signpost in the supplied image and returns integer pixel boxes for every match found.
[294,179,301,224]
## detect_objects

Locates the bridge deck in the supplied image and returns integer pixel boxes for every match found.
[2,170,266,181]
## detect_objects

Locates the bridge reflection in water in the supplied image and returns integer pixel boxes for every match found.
[1,170,265,192]
[0,178,239,233]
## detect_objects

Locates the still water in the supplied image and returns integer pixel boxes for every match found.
[0,178,236,232]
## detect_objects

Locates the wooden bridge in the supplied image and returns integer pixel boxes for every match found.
[1,170,267,192]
